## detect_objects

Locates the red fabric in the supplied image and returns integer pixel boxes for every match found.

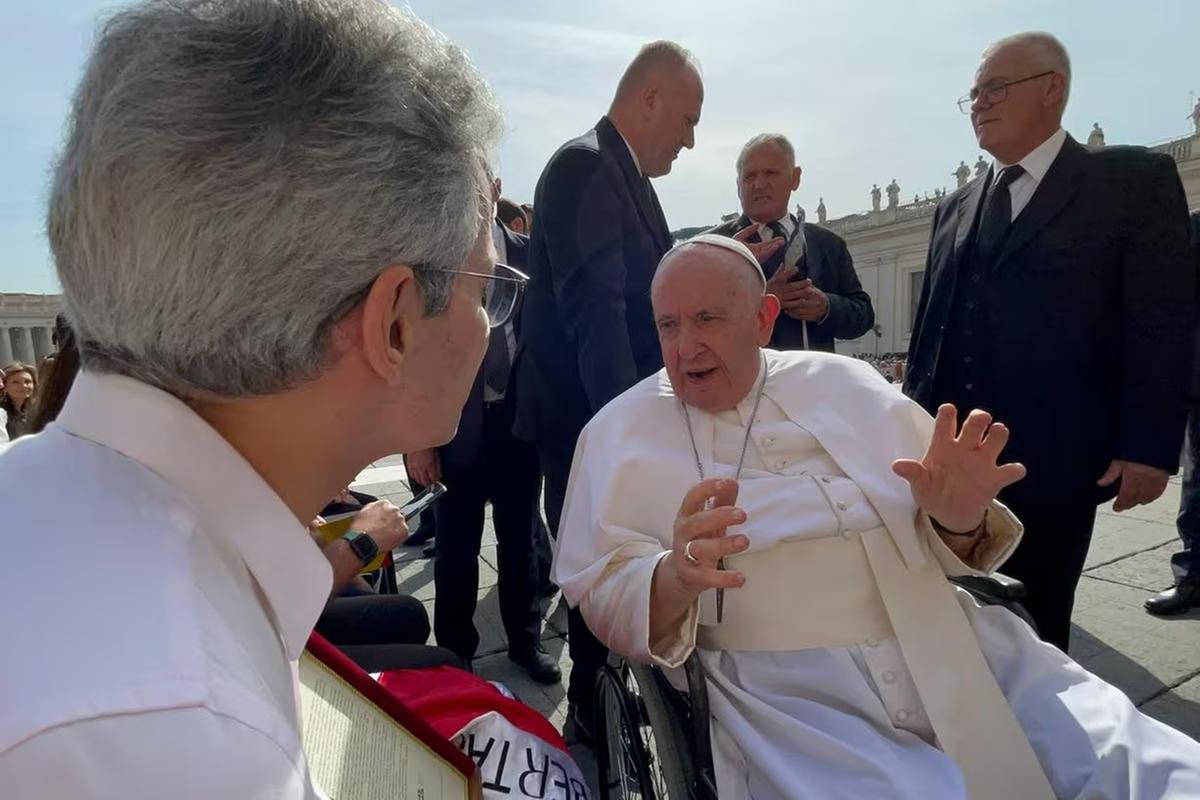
[379,666,568,753]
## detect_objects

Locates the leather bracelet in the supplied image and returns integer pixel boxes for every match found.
[931,510,987,538]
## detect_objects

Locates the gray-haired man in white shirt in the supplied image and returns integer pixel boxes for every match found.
[0,1,506,797]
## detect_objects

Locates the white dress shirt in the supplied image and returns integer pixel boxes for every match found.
[613,123,642,176]
[991,126,1067,220]
[0,371,333,799]
[753,213,795,241]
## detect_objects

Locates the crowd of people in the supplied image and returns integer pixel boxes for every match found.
[852,351,908,383]
[1,1,1199,798]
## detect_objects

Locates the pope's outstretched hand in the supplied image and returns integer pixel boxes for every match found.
[892,404,1026,534]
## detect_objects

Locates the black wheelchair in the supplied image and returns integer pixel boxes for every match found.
[593,575,1035,800]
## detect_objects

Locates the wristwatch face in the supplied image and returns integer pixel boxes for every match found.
[347,531,378,565]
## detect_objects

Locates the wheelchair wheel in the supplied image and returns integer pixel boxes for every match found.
[595,659,695,799]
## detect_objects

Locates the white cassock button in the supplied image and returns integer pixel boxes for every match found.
[842,529,855,540]
[895,709,911,724]
[762,437,775,447]
[820,475,833,484]
[775,459,788,470]
[882,670,897,685]
[836,501,849,511]
[865,638,879,648]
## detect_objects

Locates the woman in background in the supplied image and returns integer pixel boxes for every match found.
[1,362,37,440]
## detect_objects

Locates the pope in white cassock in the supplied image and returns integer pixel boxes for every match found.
[553,234,1200,799]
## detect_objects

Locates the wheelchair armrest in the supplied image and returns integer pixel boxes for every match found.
[950,573,1028,603]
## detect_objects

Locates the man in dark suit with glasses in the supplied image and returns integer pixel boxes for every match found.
[905,32,1195,650]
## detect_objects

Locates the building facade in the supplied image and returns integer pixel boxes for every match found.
[823,128,1200,357]
[0,294,63,366]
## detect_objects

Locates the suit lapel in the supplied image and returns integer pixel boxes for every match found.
[733,215,755,238]
[597,117,672,254]
[994,137,1087,272]
[499,224,529,270]
[646,180,673,252]
[953,175,988,268]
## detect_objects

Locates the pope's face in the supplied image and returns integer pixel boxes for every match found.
[652,247,778,414]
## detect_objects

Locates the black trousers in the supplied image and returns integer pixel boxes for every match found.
[542,447,608,713]
[533,487,556,588]
[1174,408,1200,579]
[315,593,462,671]
[995,490,1099,651]
[434,403,541,661]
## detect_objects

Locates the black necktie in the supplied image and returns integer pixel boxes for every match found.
[644,177,668,240]
[768,220,787,240]
[976,165,1025,263]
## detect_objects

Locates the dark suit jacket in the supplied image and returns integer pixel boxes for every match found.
[1190,211,1200,403]
[708,216,874,351]
[440,224,530,468]
[513,116,674,456]
[904,135,1195,502]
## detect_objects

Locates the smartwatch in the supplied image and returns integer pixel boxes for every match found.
[342,530,379,567]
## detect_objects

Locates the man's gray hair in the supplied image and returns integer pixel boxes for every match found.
[736,133,796,174]
[48,0,502,397]
[613,40,700,104]
[983,31,1071,108]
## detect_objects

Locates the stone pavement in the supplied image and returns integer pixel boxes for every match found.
[352,455,1200,771]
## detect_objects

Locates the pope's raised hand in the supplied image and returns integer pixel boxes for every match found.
[669,478,748,597]
[891,404,1026,533]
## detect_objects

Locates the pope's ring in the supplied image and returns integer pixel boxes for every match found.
[684,540,700,564]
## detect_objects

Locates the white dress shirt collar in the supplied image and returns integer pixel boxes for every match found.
[56,371,331,659]
[994,127,1067,185]
[613,124,643,176]
[752,213,796,241]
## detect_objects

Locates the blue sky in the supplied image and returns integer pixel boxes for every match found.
[2,0,1196,293]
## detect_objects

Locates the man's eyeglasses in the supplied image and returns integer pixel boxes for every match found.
[334,262,529,329]
[957,70,1055,114]
[434,262,530,328]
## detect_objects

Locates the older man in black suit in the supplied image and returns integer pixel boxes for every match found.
[905,32,1195,650]
[514,40,702,739]
[709,133,874,352]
